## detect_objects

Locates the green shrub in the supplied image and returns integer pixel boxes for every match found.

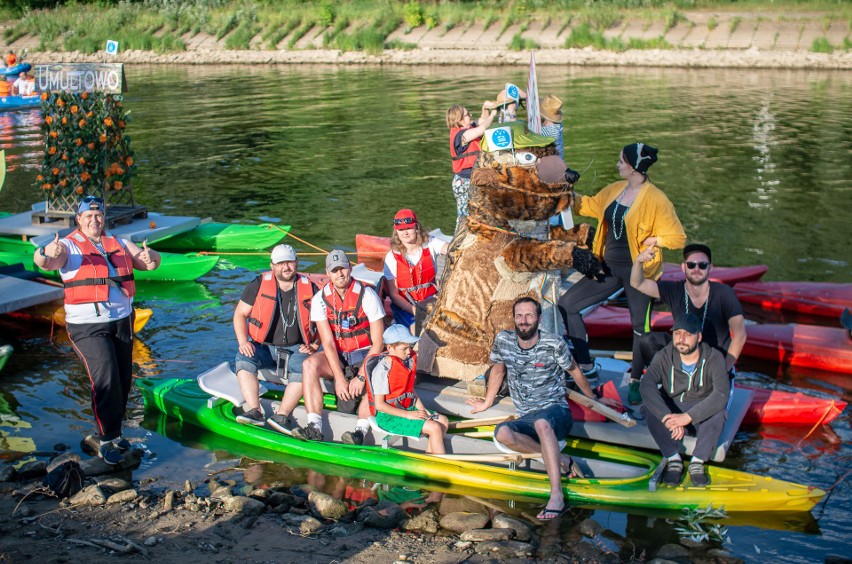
[508,33,539,51]
[403,1,423,30]
[628,36,672,49]
[811,37,833,52]
[385,39,416,50]
[708,16,717,31]
[317,4,335,27]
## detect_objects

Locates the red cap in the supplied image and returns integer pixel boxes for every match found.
[393,208,418,230]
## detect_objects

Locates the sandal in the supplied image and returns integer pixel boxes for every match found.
[561,456,584,479]
[537,505,568,521]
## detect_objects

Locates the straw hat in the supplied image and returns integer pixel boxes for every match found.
[540,95,563,123]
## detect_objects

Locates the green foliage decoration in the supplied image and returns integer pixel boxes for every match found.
[36,91,137,210]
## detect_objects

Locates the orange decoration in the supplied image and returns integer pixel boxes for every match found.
[118,120,126,129]
[57,98,65,107]
[75,138,83,146]
[59,179,68,188]
[81,171,91,181]
[70,105,78,114]
[81,92,88,99]
[45,115,53,125]
[99,134,107,143]
[125,156,134,166]
[78,157,85,165]
[75,186,84,194]
[43,183,52,190]
[36,175,44,181]
[104,117,113,127]
[48,147,57,155]
[51,167,59,175]
[87,142,95,150]
[40,92,48,100]
[49,131,58,138]
[149,221,157,229]
[78,119,86,127]
[86,111,93,118]
[114,181,123,190]
[61,153,68,161]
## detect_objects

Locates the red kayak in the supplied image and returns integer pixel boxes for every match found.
[585,306,852,374]
[356,233,767,286]
[740,386,847,426]
[734,281,852,319]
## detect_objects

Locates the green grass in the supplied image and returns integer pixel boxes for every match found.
[508,33,539,51]
[708,16,718,31]
[628,36,673,49]
[564,23,625,51]
[730,16,742,34]
[811,36,833,52]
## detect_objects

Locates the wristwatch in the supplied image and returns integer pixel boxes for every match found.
[356,375,366,382]
[38,246,47,257]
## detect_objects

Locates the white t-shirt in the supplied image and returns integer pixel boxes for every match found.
[383,236,446,280]
[12,77,26,95]
[60,237,134,325]
[310,281,386,325]
[22,80,35,96]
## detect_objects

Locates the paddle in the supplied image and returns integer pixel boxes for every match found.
[433,451,542,463]
[589,348,633,361]
[447,414,516,430]
[568,390,636,428]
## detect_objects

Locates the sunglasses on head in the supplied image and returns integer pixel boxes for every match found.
[685,261,709,270]
[393,217,416,226]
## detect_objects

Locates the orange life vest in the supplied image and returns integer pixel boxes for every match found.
[365,352,417,417]
[322,280,372,353]
[392,248,437,303]
[5,54,15,67]
[0,81,10,96]
[246,272,317,346]
[449,126,480,173]
[61,230,135,304]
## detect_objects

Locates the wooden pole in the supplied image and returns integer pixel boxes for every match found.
[433,451,543,463]
[447,414,516,430]
[589,349,633,361]
[568,390,636,428]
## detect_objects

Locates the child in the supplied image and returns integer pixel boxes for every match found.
[366,324,448,455]
[446,102,497,230]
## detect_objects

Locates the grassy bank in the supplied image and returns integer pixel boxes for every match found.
[2,0,851,55]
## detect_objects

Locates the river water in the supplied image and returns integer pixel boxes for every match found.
[0,65,850,561]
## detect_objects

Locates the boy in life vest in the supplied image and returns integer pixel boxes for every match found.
[293,249,386,445]
[366,324,448,456]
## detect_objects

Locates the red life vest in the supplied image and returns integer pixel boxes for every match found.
[392,248,437,303]
[449,126,481,173]
[365,352,417,417]
[322,280,372,353]
[246,272,317,346]
[61,229,135,305]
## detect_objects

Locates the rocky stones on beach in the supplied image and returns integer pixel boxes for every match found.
[308,490,349,520]
[357,500,408,529]
[68,484,107,506]
[459,528,514,542]
[439,511,490,533]
[491,513,534,542]
[401,508,440,533]
[16,460,47,481]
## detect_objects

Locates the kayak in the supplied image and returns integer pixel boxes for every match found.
[0,344,11,373]
[734,281,852,319]
[9,304,153,333]
[1,62,31,76]
[0,95,40,112]
[354,233,767,286]
[139,373,824,513]
[0,247,219,282]
[584,306,852,374]
[151,222,290,252]
[740,386,847,426]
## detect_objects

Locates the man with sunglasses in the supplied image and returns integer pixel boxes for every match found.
[33,195,161,465]
[630,243,746,389]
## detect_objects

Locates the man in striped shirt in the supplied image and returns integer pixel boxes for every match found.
[467,297,597,521]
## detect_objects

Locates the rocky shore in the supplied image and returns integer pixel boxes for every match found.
[0,441,746,564]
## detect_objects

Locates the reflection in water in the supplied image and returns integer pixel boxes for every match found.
[750,94,779,211]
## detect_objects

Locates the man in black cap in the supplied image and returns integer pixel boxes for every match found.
[630,242,746,383]
[640,313,730,487]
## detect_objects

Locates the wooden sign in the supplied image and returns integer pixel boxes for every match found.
[34,63,127,94]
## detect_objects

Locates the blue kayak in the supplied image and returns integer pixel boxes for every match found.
[0,95,39,112]
[1,62,31,77]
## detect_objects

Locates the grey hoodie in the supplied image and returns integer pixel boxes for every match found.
[640,341,730,424]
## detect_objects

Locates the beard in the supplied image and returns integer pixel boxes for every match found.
[274,270,296,283]
[686,270,710,286]
[515,320,540,340]
[675,340,699,355]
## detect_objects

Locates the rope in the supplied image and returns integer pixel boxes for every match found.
[796,401,842,449]
[269,224,328,254]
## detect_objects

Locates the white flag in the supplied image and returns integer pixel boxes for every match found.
[106,40,119,55]
[527,51,541,134]
[485,127,513,152]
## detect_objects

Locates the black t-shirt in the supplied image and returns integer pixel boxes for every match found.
[603,199,632,267]
[240,277,303,347]
[657,280,744,355]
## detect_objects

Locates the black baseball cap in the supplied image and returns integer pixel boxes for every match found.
[683,243,711,263]
[671,313,702,335]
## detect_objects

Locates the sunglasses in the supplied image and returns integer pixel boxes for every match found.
[685,261,710,270]
[393,217,416,226]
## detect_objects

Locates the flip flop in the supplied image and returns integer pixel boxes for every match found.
[560,456,585,479]
[536,505,568,521]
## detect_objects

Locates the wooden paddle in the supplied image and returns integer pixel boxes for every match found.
[568,390,636,428]
[433,451,542,463]
[447,414,516,430]
[589,348,633,361]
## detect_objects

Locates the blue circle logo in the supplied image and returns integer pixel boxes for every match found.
[491,129,511,149]
[507,84,519,100]
[106,41,119,54]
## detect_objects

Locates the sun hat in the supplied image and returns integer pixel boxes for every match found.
[325,249,351,271]
[622,142,658,174]
[540,95,563,123]
[270,244,297,263]
[671,313,702,335]
[683,243,712,264]
[383,324,420,345]
[393,208,418,230]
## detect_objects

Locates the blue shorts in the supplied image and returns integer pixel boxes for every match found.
[495,404,573,442]
[234,343,309,383]
[390,302,415,328]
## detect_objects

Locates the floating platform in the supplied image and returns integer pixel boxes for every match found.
[0,272,63,314]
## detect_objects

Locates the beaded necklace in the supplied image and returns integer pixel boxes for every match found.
[276,284,297,330]
[684,283,709,331]
[611,188,631,240]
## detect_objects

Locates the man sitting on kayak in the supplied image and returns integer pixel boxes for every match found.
[232,244,319,431]
[630,243,746,378]
[293,249,386,445]
[640,313,730,487]
[467,297,597,521]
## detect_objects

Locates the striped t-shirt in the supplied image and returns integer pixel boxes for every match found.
[489,329,574,416]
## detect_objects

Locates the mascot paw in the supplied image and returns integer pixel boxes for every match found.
[571,246,605,281]
[584,226,596,248]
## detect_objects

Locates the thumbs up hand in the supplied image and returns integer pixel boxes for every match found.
[139,239,153,265]
[46,232,62,258]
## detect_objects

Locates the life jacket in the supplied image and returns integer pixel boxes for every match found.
[364,352,417,417]
[322,280,372,353]
[392,248,437,303]
[5,54,15,67]
[246,272,317,345]
[449,126,480,173]
[0,81,10,96]
[61,229,135,305]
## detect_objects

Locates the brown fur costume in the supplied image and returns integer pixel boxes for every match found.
[418,142,602,380]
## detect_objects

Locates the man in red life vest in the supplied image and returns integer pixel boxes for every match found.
[33,195,161,465]
[232,244,319,433]
[293,250,386,445]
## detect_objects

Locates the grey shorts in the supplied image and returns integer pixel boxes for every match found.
[234,343,309,383]
[495,404,573,442]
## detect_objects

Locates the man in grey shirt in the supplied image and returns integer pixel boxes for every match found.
[468,297,597,521]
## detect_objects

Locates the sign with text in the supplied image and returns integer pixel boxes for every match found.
[486,126,513,152]
[35,63,127,94]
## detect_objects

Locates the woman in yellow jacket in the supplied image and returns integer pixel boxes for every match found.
[557,143,686,404]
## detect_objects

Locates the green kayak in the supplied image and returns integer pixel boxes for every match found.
[0,248,219,282]
[139,374,824,514]
[0,344,11,373]
[151,223,290,252]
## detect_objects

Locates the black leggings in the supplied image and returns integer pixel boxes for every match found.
[557,262,652,376]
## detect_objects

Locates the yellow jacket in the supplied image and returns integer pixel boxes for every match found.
[574,179,686,280]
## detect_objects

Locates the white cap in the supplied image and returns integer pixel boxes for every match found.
[271,244,297,263]
[383,324,420,345]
